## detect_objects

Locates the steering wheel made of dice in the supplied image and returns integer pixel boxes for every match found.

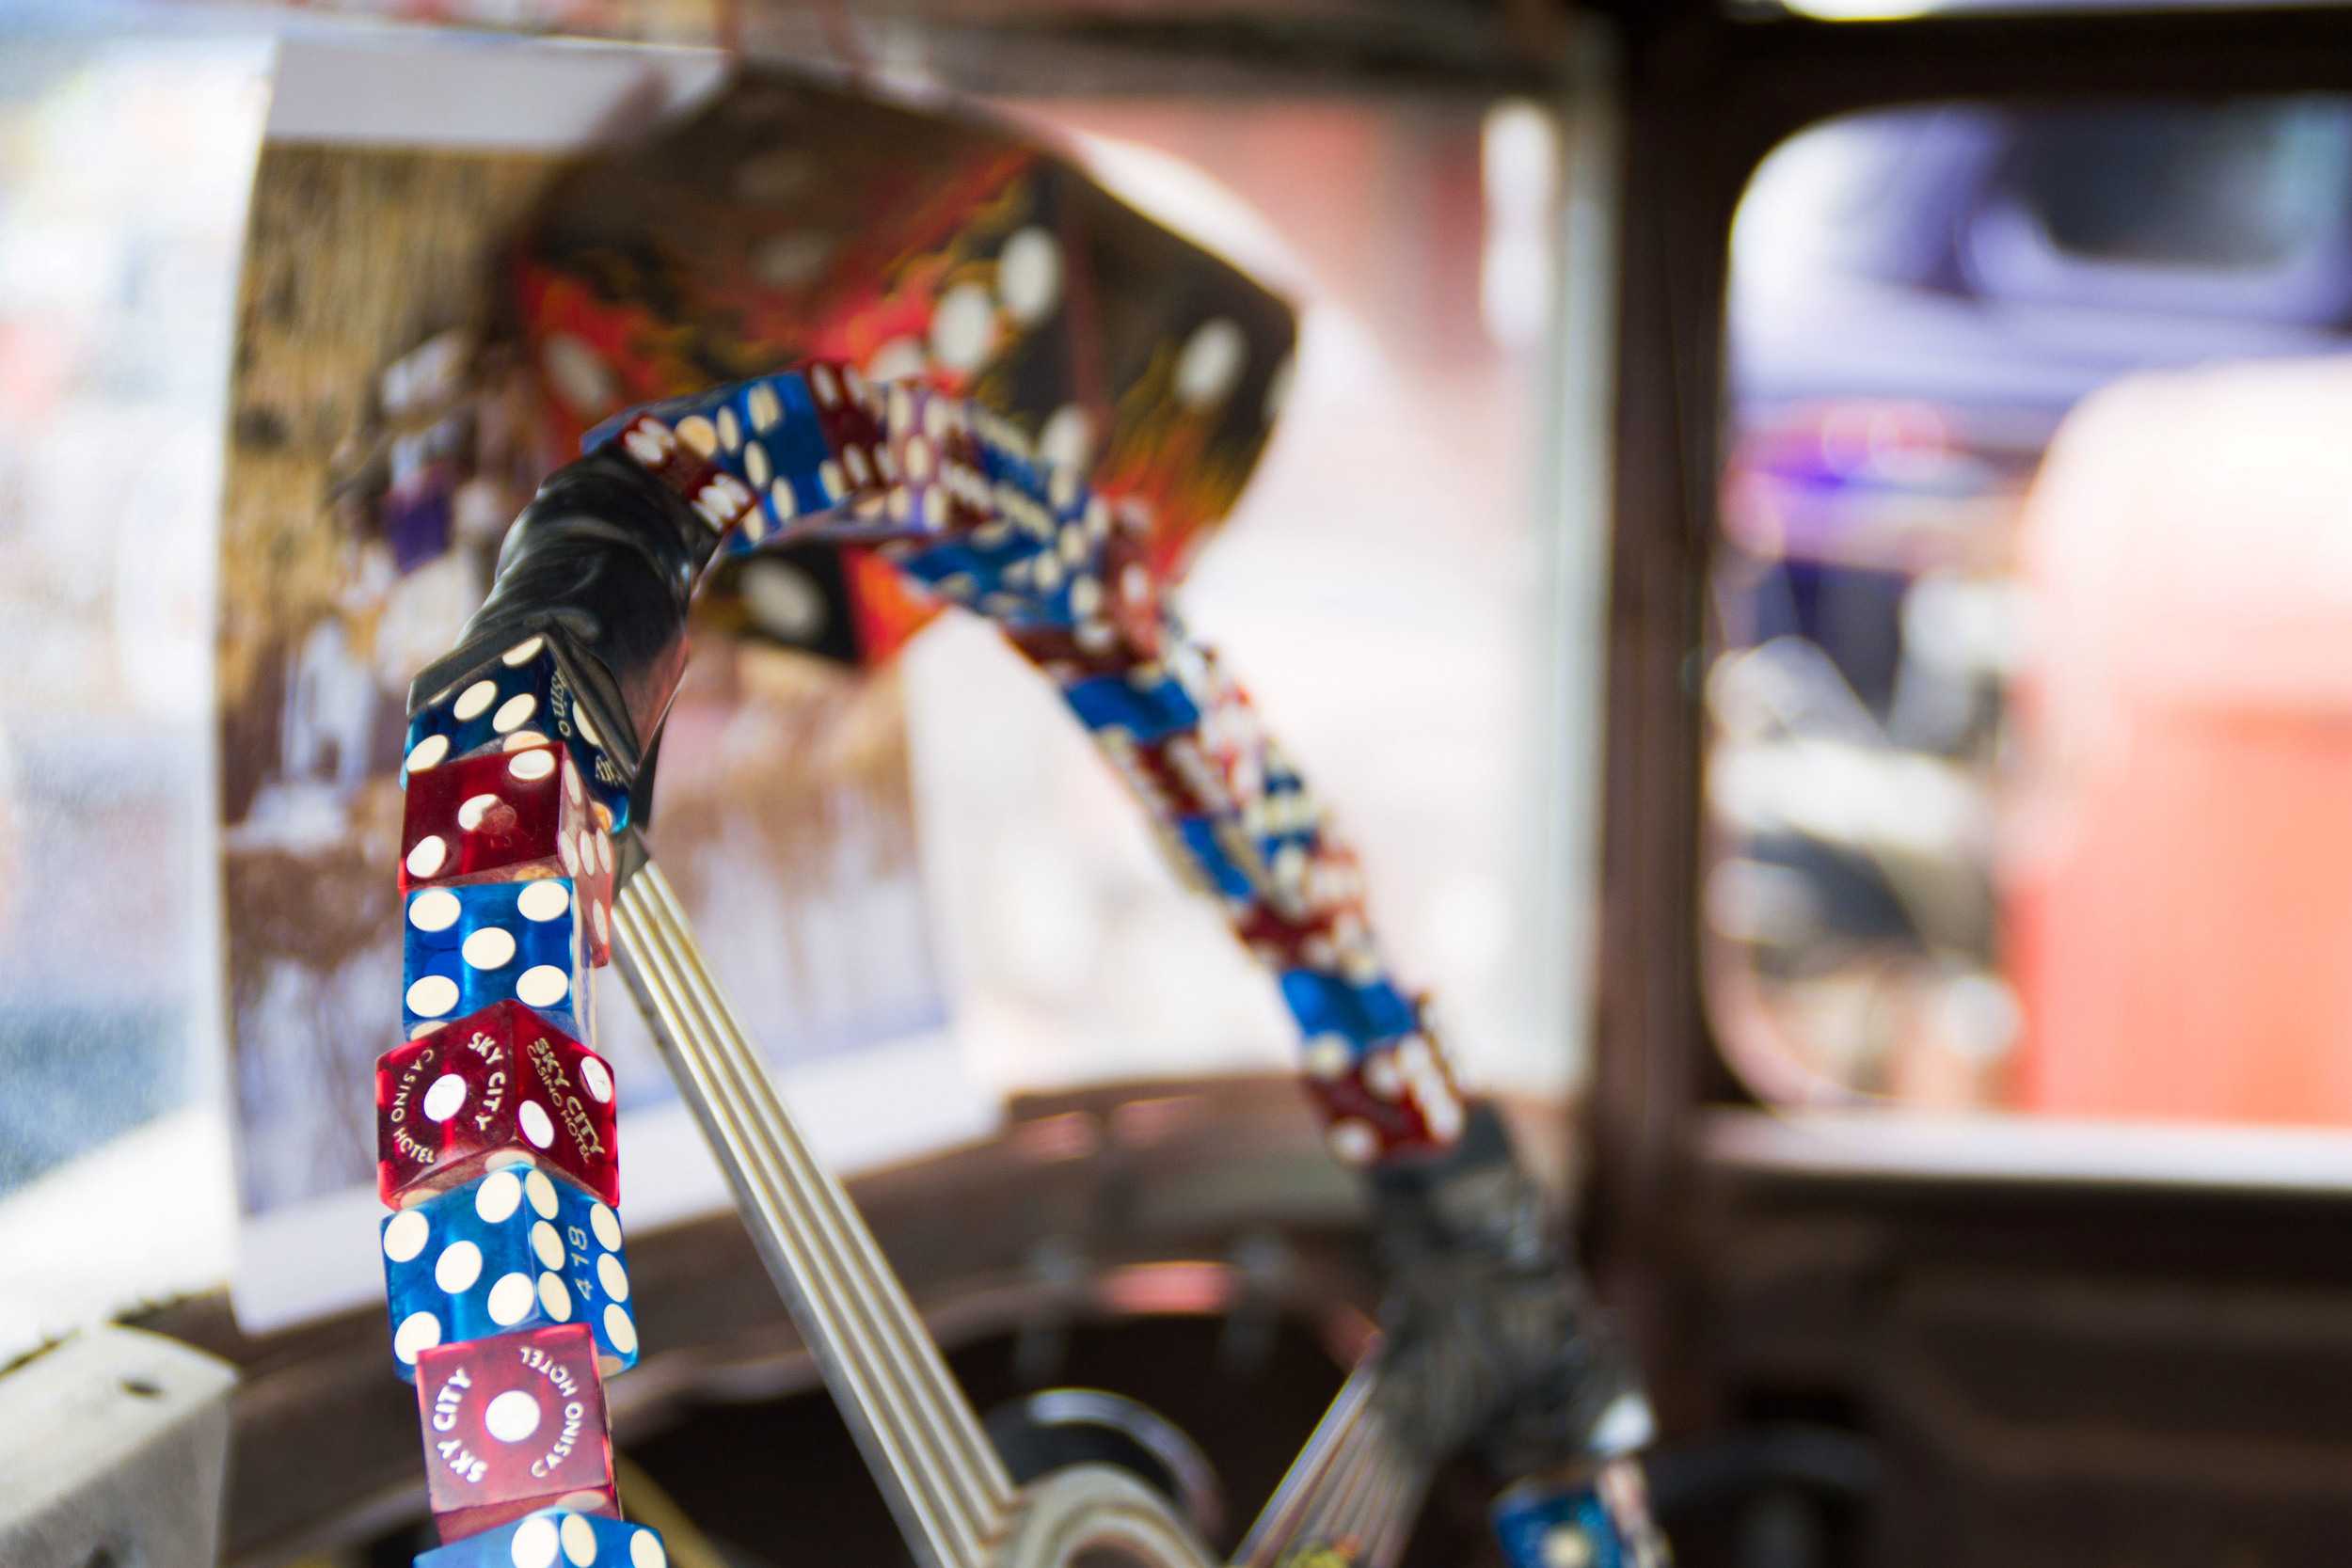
[372,358,1673,1568]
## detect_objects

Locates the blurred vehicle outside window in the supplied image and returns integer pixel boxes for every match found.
[1711,98,2352,1130]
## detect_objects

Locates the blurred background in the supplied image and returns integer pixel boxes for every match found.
[11,0,2352,1564]
[1710,97,2352,1121]
[0,4,1607,1565]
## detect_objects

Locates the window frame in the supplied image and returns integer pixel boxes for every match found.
[1592,3,2352,1239]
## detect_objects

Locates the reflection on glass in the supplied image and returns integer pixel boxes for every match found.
[0,38,264,1187]
[1711,100,2352,1122]
[0,33,1592,1354]
[0,30,268,1352]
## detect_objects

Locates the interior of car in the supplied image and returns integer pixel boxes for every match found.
[7,3,2352,1566]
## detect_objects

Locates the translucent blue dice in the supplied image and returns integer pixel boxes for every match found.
[1236,759,1318,870]
[721,368,850,536]
[1062,668,1202,741]
[1277,970,1418,1048]
[404,881,590,1041]
[404,636,633,831]
[1492,1463,1668,1568]
[414,1508,668,1568]
[381,1166,639,1381]
[1170,817,1258,902]
[590,365,874,555]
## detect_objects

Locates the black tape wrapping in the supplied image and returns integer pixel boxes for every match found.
[405,445,717,786]
[1368,1104,1651,1470]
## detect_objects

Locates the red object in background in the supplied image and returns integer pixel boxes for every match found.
[376,1000,620,1208]
[399,740,613,965]
[2008,361,2352,1124]
[414,1323,617,1543]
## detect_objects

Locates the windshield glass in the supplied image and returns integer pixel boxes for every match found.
[0,12,1601,1351]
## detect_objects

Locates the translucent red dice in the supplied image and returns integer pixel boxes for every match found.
[399,739,615,965]
[1303,1033,1464,1165]
[414,1323,617,1543]
[803,358,886,501]
[378,1000,620,1208]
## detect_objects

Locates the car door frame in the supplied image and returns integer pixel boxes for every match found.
[1591,8,2352,1561]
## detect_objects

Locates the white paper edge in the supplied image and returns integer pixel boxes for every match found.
[266,30,730,150]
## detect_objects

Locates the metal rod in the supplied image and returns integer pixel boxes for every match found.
[1234,1361,1427,1568]
[615,879,978,1567]
[1236,1376,1364,1566]
[614,864,1010,1568]
[630,866,1011,1526]
[620,856,1428,1568]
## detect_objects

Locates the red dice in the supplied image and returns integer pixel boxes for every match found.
[1006,622,1143,682]
[878,382,994,535]
[376,1000,619,1208]
[806,359,886,503]
[398,740,614,965]
[1097,519,1165,660]
[1302,1033,1464,1165]
[1097,731,1231,822]
[1233,845,1374,977]
[1237,900,1357,975]
[612,411,734,528]
[414,1323,617,1543]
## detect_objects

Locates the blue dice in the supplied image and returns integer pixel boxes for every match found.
[894,526,1078,627]
[404,638,632,830]
[1238,758,1320,871]
[1492,1465,1666,1568]
[748,368,853,528]
[1062,667,1202,742]
[891,537,993,597]
[415,1509,668,1568]
[381,1166,639,1381]
[1277,970,1419,1049]
[1171,816,1258,902]
[590,368,863,555]
[404,882,589,1041]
